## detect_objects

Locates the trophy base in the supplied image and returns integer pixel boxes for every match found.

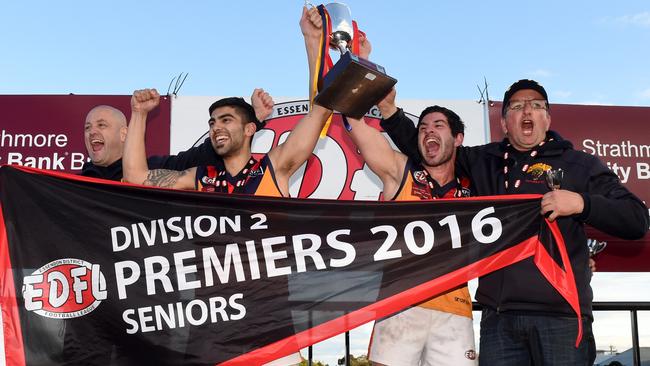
[315,52,397,119]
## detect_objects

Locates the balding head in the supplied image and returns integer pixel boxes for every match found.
[84,105,128,167]
[86,105,127,127]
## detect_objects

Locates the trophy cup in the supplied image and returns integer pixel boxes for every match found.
[587,238,607,257]
[313,2,397,119]
[545,168,564,191]
[543,168,563,219]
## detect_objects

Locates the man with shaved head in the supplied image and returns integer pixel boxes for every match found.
[66,95,274,365]
[82,105,128,176]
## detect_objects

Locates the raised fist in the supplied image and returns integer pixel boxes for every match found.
[131,88,160,114]
[358,30,372,59]
[300,6,322,40]
[251,88,274,122]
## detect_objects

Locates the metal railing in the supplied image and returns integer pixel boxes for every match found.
[590,302,650,366]
[306,301,650,366]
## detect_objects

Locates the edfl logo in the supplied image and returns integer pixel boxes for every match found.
[22,258,107,319]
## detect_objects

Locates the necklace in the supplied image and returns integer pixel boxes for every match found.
[502,138,553,191]
[215,157,258,193]
[420,169,464,198]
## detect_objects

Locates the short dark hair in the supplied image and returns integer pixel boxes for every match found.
[417,105,465,137]
[208,97,265,131]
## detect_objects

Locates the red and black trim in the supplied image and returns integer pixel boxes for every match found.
[0,202,27,366]
[316,5,334,91]
[223,231,580,365]
[0,165,580,365]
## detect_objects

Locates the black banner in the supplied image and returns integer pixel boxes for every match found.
[0,166,580,366]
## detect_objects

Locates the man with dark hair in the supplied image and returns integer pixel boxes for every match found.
[345,103,467,202]
[208,97,259,125]
[123,7,330,200]
[67,93,274,366]
[418,105,465,137]
[300,9,477,362]
[81,90,274,181]
[120,10,331,365]
[342,105,476,366]
[123,89,329,197]
[376,80,649,365]
[122,89,328,366]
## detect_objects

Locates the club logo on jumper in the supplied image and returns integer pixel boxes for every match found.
[22,258,107,319]
[201,176,217,186]
[413,170,428,185]
[526,163,552,180]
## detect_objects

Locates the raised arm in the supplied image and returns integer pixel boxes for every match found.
[378,90,420,161]
[346,117,407,199]
[150,87,271,171]
[267,104,331,181]
[264,6,331,182]
[251,88,274,122]
[122,88,195,189]
[344,32,406,198]
[301,5,323,100]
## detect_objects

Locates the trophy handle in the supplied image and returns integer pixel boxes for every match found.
[337,42,349,55]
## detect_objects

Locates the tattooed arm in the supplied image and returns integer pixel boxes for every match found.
[141,167,196,189]
[123,89,196,189]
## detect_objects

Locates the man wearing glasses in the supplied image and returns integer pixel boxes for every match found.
[376,79,649,365]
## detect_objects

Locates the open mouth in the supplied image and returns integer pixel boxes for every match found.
[521,119,534,136]
[214,135,229,145]
[424,137,440,155]
[90,138,104,152]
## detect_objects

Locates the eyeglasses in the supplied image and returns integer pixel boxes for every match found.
[507,99,548,112]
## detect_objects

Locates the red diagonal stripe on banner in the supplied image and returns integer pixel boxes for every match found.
[2,166,578,365]
[220,237,541,365]
[0,202,27,366]
[534,219,582,346]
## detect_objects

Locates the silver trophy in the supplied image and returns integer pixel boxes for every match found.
[314,2,397,119]
[545,168,564,190]
[587,238,607,257]
[325,3,354,54]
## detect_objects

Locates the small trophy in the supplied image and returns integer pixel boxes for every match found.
[313,2,397,119]
[545,168,564,191]
[587,238,607,257]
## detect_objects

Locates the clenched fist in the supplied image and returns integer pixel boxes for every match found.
[251,88,274,122]
[131,88,160,114]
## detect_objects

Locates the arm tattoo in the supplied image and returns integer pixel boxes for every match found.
[143,169,189,188]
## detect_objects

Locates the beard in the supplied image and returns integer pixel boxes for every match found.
[419,142,454,168]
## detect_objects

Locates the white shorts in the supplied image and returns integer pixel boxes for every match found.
[263,352,302,366]
[369,307,477,366]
